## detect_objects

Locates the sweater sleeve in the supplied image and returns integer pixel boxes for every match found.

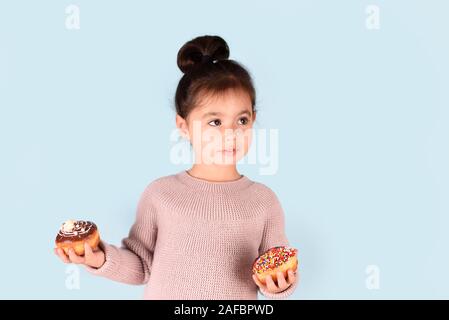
[84,185,158,285]
[257,190,299,299]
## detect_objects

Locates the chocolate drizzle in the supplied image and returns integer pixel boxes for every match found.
[55,220,97,242]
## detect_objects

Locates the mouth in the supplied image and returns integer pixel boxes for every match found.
[221,148,237,154]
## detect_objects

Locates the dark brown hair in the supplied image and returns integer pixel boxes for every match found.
[175,35,256,120]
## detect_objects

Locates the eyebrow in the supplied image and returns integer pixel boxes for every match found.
[202,110,252,119]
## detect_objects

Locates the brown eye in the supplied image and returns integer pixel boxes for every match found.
[208,119,221,127]
[238,117,249,125]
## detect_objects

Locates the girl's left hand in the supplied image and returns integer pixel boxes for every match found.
[252,269,298,294]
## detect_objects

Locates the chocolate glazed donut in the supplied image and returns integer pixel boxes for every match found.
[55,220,100,256]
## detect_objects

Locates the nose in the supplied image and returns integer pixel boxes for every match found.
[223,128,243,149]
[224,127,242,141]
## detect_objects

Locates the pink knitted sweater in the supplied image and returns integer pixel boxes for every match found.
[85,170,298,299]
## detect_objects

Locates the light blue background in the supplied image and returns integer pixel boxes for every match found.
[1,0,448,299]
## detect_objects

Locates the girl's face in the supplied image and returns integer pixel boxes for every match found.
[176,89,256,165]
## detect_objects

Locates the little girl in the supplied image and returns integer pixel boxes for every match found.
[55,35,299,299]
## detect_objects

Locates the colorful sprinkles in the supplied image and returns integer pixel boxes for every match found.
[252,246,297,274]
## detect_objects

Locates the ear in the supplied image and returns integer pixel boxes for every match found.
[176,114,190,140]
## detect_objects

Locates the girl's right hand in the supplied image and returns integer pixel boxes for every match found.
[54,243,105,269]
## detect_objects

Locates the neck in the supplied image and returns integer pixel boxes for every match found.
[187,164,242,182]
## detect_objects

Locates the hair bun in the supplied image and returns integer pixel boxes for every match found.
[177,35,230,74]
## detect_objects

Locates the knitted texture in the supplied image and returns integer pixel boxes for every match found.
[85,170,298,299]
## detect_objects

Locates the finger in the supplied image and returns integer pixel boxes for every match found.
[252,274,264,288]
[56,248,71,263]
[265,274,279,292]
[287,269,296,285]
[68,248,85,264]
[84,242,94,262]
[276,271,288,289]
